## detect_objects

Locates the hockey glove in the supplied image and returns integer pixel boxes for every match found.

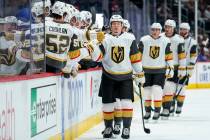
[187,65,194,78]
[165,67,174,78]
[97,31,105,43]
[178,66,187,79]
[62,61,81,78]
[134,72,145,85]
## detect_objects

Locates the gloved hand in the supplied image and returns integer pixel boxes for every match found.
[133,72,145,85]
[62,61,81,78]
[97,31,105,43]
[178,66,187,79]
[187,65,194,77]
[62,64,72,75]
[165,67,174,78]
[70,62,81,78]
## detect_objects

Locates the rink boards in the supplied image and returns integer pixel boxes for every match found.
[0,62,210,140]
[187,62,210,88]
[0,68,102,140]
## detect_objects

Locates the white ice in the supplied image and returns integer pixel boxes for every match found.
[77,89,210,140]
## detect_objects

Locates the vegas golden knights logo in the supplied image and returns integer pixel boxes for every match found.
[0,48,16,66]
[149,46,160,59]
[111,46,124,63]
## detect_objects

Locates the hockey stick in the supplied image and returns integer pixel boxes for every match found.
[174,76,189,99]
[89,7,96,29]
[85,7,96,42]
[138,83,151,134]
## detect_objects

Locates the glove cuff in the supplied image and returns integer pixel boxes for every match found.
[134,72,144,78]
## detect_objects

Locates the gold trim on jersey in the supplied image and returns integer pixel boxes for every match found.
[68,50,80,59]
[165,53,173,60]
[178,66,186,70]
[105,69,132,75]
[33,58,44,61]
[130,52,141,63]
[149,46,160,59]
[46,54,67,62]
[85,30,90,41]
[143,66,166,69]
[178,52,186,59]
[187,65,194,70]
[166,66,174,70]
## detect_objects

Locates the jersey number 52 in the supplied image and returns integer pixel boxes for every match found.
[46,34,70,54]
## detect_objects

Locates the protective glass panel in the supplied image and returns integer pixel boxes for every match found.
[0,0,46,77]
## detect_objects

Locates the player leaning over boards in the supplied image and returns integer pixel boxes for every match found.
[172,22,198,115]
[138,23,173,122]
[160,19,187,119]
[90,15,144,139]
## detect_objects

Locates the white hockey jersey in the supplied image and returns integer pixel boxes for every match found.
[0,36,27,75]
[45,20,74,69]
[139,35,173,73]
[45,19,88,69]
[25,23,44,62]
[161,33,186,69]
[183,36,198,65]
[92,32,143,80]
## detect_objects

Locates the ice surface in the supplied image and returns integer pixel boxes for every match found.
[77,89,210,140]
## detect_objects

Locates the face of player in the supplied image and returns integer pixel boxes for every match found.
[70,16,77,26]
[164,25,174,37]
[0,23,16,32]
[45,7,50,16]
[36,15,44,23]
[179,28,189,38]
[111,21,123,36]
[151,28,161,39]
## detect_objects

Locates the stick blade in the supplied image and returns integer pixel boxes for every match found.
[144,128,151,134]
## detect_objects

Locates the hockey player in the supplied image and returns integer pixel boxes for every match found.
[64,5,100,70]
[0,16,28,75]
[161,19,187,119]
[109,19,137,135]
[80,10,92,29]
[27,0,46,72]
[122,19,130,33]
[44,0,51,17]
[45,1,80,76]
[139,23,173,122]
[174,22,198,115]
[90,15,144,139]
